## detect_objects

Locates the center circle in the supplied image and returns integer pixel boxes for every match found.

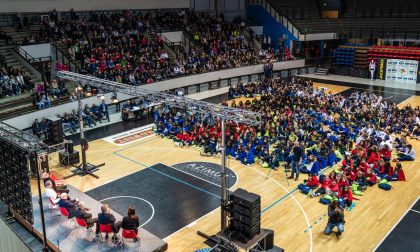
[98,196,154,227]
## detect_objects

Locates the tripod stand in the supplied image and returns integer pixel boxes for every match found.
[63,85,104,179]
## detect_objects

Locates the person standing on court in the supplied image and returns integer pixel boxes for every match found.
[324,199,345,238]
[369,60,376,81]
[289,141,303,181]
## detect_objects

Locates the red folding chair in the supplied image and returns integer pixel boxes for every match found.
[97,224,117,247]
[121,229,140,250]
[50,172,64,187]
[76,218,95,240]
[59,207,76,226]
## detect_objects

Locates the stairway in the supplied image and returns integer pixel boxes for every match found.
[315,67,329,75]
[0,45,40,81]
[0,24,42,45]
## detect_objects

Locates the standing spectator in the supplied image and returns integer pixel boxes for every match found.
[289,141,303,181]
[43,63,51,83]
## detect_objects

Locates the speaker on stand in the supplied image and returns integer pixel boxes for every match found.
[228,188,261,243]
[46,116,63,144]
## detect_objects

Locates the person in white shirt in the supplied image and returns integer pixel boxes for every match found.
[45,181,59,206]
[369,60,376,81]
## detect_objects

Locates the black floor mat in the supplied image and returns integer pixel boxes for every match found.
[86,163,223,239]
[338,87,412,104]
[376,199,420,252]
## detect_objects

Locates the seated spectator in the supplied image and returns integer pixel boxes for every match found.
[98,204,122,240]
[58,193,80,217]
[394,144,416,162]
[121,207,140,238]
[45,181,59,206]
[32,118,42,138]
[74,202,98,229]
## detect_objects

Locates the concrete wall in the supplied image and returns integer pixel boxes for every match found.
[142,59,305,91]
[0,0,189,13]
[161,31,183,43]
[20,43,51,59]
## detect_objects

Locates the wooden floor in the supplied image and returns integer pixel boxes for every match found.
[32,92,420,252]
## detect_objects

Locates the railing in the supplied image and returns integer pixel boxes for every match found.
[249,0,302,39]
[50,42,80,73]
[159,33,184,60]
[13,43,50,63]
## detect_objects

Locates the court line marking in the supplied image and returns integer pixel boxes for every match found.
[248,165,313,252]
[409,209,420,214]
[114,152,221,199]
[98,195,155,227]
[261,165,332,213]
[373,196,420,252]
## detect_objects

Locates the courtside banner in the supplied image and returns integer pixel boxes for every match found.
[103,124,155,146]
[377,58,387,80]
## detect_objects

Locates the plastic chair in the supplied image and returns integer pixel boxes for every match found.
[59,207,76,226]
[121,229,140,250]
[97,224,116,247]
[76,218,95,239]
[50,172,64,187]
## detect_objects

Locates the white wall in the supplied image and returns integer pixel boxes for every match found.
[299,33,338,41]
[161,31,183,43]
[19,43,51,59]
[249,26,263,36]
[142,59,305,91]
[0,0,189,13]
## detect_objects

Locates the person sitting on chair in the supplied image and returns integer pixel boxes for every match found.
[45,181,59,206]
[98,204,122,240]
[121,207,140,240]
[41,168,69,194]
[74,202,98,229]
[58,193,80,217]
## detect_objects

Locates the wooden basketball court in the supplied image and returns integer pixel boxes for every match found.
[32,83,420,252]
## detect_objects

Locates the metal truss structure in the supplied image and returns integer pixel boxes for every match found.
[57,70,262,232]
[0,122,46,153]
[57,71,261,126]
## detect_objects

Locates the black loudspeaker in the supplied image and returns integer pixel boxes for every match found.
[257,229,274,250]
[66,140,74,153]
[46,116,63,144]
[229,188,261,241]
[59,150,80,166]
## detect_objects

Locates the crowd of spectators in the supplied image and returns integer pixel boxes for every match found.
[32,99,108,137]
[0,67,34,97]
[39,10,290,86]
[153,77,412,234]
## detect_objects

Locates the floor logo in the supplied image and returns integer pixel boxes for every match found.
[172,162,237,188]
[103,124,155,146]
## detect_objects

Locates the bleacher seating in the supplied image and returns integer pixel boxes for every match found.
[368,46,420,65]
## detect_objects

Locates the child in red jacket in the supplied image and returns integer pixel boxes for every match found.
[338,185,353,207]
[305,174,320,188]
[380,144,392,161]
[366,168,378,186]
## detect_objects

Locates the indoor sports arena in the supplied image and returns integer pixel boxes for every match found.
[0,0,419,251]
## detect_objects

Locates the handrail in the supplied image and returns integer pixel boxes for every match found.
[13,42,51,63]
[50,41,81,73]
